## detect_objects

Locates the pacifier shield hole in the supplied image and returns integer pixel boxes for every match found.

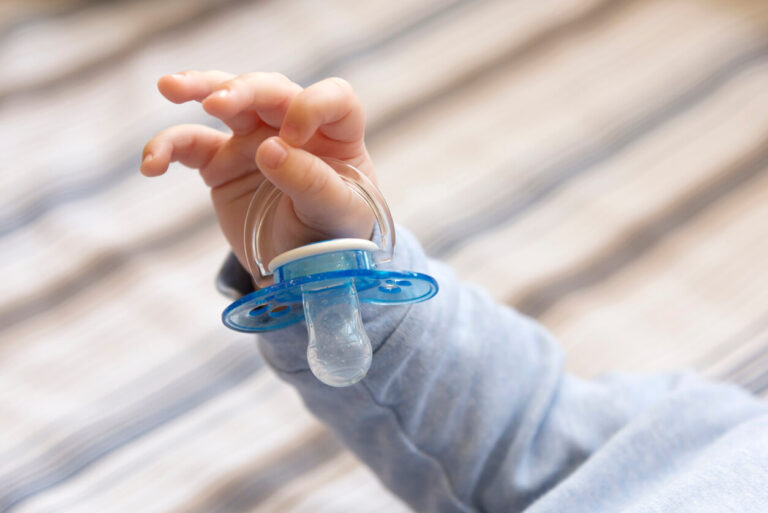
[249,304,269,316]
[269,305,291,318]
[378,285,402,294]
[395,280,412,287]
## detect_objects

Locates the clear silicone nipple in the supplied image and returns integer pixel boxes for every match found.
[302,279,372,387]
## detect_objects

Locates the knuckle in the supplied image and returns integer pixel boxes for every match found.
[233,72,264,89]
[215,80,235,93]
[268,71,289,82]
[327,76,351,91]
[288,92,313,118]
[230,73,252,87]
[240,71,286,83]
[239,72,298,98]
[156,125,178,139]
[300,158,329,195]
[241,71,262,82]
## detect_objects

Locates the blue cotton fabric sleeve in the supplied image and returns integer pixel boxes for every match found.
[224,226,768,513]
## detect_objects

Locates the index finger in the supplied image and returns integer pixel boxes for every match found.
[201,72,302,130]
[157,70,236,104]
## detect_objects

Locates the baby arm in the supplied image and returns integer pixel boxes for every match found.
[251,227,768,513]
[249,225,660,512]
[145,71,768,513]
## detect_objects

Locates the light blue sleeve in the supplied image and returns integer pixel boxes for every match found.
[248,227,768,513]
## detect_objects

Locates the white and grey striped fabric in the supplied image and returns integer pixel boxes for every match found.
[1,0,767,511]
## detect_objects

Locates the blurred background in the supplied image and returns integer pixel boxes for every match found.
[1,0,767,511]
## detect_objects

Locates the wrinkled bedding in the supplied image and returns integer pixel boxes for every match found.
[1,0,767,511]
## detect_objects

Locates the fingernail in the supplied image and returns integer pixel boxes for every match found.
[261,139,287,168]
[280,123,300,143]
[214,89,230,99]
[140,153,153,174]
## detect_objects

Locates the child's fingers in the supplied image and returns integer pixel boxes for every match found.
[141,124,228,177]
[279,77,365,148]
[157,70,236,103]
[143,124,279,188]
[201,72,302,134]
[202,126,277,188]
[158,70,274,135]
[255,137,360,230]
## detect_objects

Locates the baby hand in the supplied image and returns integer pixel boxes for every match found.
[141,71,377,271]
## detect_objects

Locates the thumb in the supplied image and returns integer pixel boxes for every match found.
[255,136,368,236]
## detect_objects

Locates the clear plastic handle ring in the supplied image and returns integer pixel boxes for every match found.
[243,157,395,288]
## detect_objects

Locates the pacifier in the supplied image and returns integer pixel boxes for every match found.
[222,158,438,387]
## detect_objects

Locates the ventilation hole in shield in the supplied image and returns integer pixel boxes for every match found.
[269,305,291,318]
[249,304,269,316]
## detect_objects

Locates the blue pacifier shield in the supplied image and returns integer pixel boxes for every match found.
[222,266,438,333]
[223,240,438,387]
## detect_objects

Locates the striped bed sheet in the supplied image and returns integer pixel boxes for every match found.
[0,0,766,511]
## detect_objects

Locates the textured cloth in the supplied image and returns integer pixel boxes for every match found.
[249,227,768,513]
[2,0,768,511]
